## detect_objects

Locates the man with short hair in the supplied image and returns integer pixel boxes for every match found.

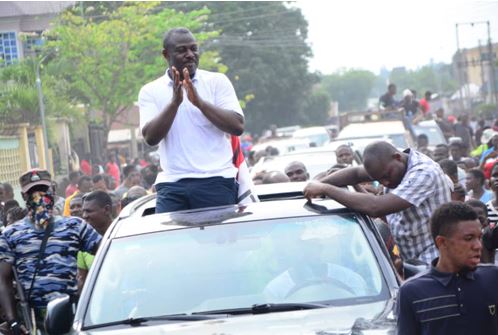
[438,159,466,201]
[433,144,450,163]
[69,194,84,218]
[105,153,120,189]
[450,140,465,162]
[78,191,113,292]
[113,165,141,199]
[65,171,80,198]
[335,145,354,165]
[304,141,452,264]
[121,185,148,209]
[2,183,14,202]
[465,168,493,203]
[419,91,432,116]
[435,108,454,140]
[396,202,498,335]
[0,169,101,333]
[454,114,475,152]
[284,161,309,182]
[379,83,398,110]
[92,174,108,192]
[139,27,244,213]
[63,176,93,217]
[416,134,433,158]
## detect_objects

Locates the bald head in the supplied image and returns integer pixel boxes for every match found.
[336,145,354,165]
[284,161,309,182]
[363,141,406,189]
[363,142,399,167]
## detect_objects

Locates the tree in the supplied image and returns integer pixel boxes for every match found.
[44,1,222,149]
[171,2,320,134]
[389,64,457,97]
[0,57,77,130]
[321,69,376,112]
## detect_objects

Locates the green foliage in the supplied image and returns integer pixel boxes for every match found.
[389,63,457,96]
[475,103,497,119]
[300,89,331,125]
[173,2,320,134]
[45,1,221,135]
[0,58,77,128]
[321,69,376,111]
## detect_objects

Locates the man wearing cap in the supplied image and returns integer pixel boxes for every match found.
[0,169,101,334]
[479,130,498,164]
[471,128,495,158]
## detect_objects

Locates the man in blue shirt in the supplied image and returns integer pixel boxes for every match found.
[396,202,498,335]
[0,169,101,334]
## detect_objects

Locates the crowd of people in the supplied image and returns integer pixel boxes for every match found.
[0,25,497,334]
[0,152,159,333]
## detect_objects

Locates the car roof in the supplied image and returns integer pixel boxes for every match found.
[292,126,328,136]
[337,121,406,138]
[111,197,350,239]
[250,150,336,179]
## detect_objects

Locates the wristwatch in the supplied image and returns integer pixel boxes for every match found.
[7,319,21,334]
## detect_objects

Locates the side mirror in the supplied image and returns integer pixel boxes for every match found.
[45,294,75,335]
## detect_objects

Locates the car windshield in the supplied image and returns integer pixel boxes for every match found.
[413,124,446,146]
[84,214,388,327]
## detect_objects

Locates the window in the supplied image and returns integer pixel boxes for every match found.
[22,31,44,57]
[85,214,388,327]
[0,32,19,66]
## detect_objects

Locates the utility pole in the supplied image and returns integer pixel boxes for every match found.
[455,21,497,112]
[478,40,486,102]
[35,55,50,169]
[487,21,498,105]
[455,23,465,112]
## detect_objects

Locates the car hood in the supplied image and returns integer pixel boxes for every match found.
[78,300,395,334]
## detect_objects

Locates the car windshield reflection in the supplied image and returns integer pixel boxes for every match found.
[84,214,388,327]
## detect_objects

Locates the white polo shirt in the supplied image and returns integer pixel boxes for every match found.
[138,69,244,183]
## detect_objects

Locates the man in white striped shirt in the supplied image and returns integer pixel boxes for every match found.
[304,141,452,264]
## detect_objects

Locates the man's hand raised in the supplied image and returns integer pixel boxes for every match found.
[171,66,183,106]
[183,68,203,109]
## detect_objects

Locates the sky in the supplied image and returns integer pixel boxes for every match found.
[295,0,498,74]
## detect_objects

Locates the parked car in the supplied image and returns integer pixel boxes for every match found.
[251,138,311,156]
[336,120,413,151]
[412,119,447,149]
[292,126,331,147]
[250,147,339,180]
[45,192,398,334]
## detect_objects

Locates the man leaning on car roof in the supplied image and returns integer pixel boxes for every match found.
[304,141,452,265]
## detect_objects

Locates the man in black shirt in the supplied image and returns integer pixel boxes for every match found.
[396,202,498,335]
[379,83,398,110]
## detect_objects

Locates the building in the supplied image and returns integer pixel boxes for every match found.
[452,42,498,105]
[0,1,73,64]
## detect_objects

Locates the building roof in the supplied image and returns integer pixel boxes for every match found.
[0,1,74,18]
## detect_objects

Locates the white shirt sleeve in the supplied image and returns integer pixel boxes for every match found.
[138,85,159,132]
[213,73,244,116]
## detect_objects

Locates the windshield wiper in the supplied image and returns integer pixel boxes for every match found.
[194,302,327,316]
[83,314,219,330]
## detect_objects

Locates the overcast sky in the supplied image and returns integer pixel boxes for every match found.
[294,0,498,74]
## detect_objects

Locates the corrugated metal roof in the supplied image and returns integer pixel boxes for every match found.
[0,1,74,18]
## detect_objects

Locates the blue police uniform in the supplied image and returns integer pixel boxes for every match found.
[396,258,498,335]
[0,215,101,308]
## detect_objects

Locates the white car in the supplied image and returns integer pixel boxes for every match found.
[250,147,338,180]
[292,126,331,147]
[333,120,414,154]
